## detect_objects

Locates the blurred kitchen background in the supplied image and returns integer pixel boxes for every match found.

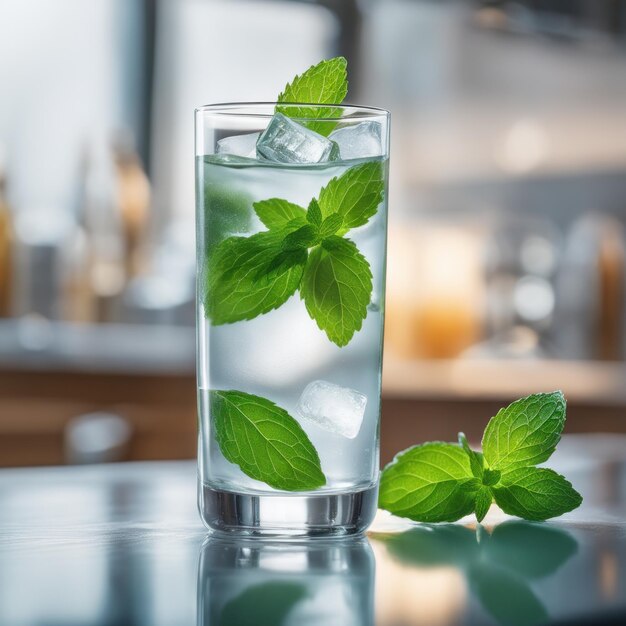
[1,0,625,467]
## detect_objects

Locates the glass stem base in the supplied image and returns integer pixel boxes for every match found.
[198,482,378,538]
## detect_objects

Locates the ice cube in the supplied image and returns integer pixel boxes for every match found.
[297,380,367,439]
[257,113,339,164]
[329,121,382,160]
[216,132,260,158]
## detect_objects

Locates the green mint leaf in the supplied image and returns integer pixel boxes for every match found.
[307,198,322,227]
[474,486,492,523]
[205,230,305,325]
[276,57,348,136]
[318,213,344,239]
[482,391,566,472]
[483,468,501,486]
[210,390,326,491]
[220,582,307,626]
[378,442,480,523]
[458,432,484,479]
[300,236,372,347]
[492,467,582,521]
[281,224,317,250]
[253,198,307,230]
[318,161,384,234]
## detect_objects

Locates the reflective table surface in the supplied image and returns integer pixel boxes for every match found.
[0,434,625,626]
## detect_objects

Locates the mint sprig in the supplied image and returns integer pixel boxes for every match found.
[205,160,385,347]
[211,390,326,491]
[379,391,583,523]
[276,57,348,136]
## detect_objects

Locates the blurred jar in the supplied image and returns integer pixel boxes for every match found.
[477,213,561,358]
[552,214,625,361]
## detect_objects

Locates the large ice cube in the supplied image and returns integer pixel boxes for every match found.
[257,113,339,164]
[217,132,260,158]
[297,380,367,439]
[329,121,382,160]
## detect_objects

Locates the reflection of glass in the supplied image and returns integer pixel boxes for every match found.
[197,537,375,626]
[379,522,577,626]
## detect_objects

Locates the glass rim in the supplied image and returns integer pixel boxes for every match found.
[195,101,390,123]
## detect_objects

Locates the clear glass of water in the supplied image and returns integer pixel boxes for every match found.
[197,537,375,625]
[196,103,390,537]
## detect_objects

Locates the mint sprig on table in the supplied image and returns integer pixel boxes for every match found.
[379,391,583,523]
[205,160,384,346]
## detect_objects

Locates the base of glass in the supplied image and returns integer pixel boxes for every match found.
[198,482,378,538]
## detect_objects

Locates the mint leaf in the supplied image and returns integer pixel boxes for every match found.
[474,486,492,523]
[458,432,484,479]
[379,442,479,523]
[483,469,501,486]
[253,198,307,230]
[492,467,582,521]
[281,224,317,250]
[318,213,343,239]
[210,390,326,491]
[306,198,322,227]
[318,161,384,234]
[482,391,566,472]
[205,230,305,325]
[276,57,348,136]
[300,236,372,347]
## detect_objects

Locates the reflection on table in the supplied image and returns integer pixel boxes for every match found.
[0,436,624,625]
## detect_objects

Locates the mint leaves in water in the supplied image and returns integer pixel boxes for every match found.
[379,391,583,523]
[211,390,325,491]
[205,160,384,346]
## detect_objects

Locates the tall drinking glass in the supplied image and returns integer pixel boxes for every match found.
[196,103,390,537]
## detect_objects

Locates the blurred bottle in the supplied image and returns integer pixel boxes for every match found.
[113,133,151,279]
[84,139,126,323]
[0,151,13,317]
[553,214,624,361]
[60,147,96,322]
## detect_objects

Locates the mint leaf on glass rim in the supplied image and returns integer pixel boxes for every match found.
[482,391,566,472]
[492,467,582,521]
[253,198,307,230]
[378,442,479,523]
[276,57,348,136]
[300,236,372,347]
[204,230,306,325]
[210,390,326,491]
[318,161,385,234]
